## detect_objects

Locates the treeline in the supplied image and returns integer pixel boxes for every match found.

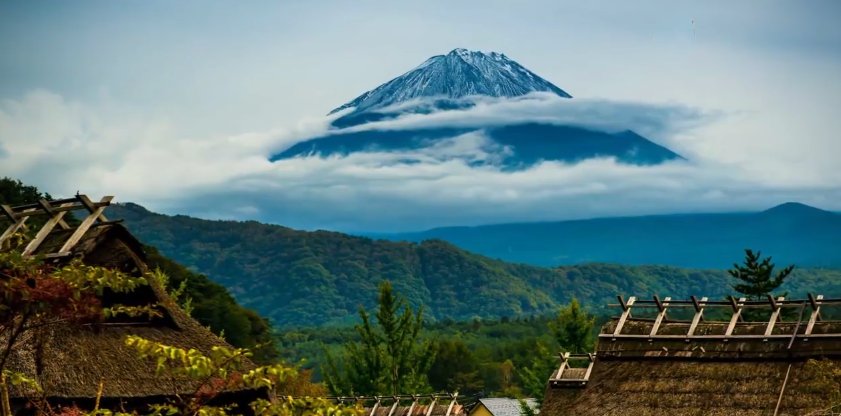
[107,201,841,328]
[279,293,606,400]
[0,178,279,363]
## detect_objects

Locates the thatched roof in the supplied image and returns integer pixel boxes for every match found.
[542,317,841,416]
[4,222,260,403]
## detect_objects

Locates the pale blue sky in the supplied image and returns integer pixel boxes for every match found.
[1,1,840,230]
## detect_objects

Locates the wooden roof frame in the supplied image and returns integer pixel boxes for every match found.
[329,394,460,416]
[602,294,839,343]
[0,194,114,258]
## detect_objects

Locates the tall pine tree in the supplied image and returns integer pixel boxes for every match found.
[323,281,434,395]
[729,249,794,300]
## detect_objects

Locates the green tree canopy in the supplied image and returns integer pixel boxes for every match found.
[729,249,795,300]
[324,281,434,395]
[549,298,595,354]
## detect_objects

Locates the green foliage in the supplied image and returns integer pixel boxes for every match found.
[428,338,483,395]
[142,246,279,364]
[729,249,795,300]
[324,282,434,395]
[549,298,595,354]
[124,336,361,416]
[280,311,607,399]
[516,343,556,402]
[518,399,538,416]
[105,203,841,328]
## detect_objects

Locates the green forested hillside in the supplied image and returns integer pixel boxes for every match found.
[107,202,841,327]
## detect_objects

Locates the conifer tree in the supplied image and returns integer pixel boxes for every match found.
[549,298,595,353]
[324,281,433,395]
[729,249,794,300]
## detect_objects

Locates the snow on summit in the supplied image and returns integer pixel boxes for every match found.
[330,48,572,115]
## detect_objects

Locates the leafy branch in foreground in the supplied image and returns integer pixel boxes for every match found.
[0,251,155,372]
[125,336,361,416]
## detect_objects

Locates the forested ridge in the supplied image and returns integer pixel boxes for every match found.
[107,202,841,328]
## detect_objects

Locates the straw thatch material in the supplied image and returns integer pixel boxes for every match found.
[3,223,262,406]
[542,318,841,416]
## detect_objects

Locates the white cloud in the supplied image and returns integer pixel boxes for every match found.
[1,89,839,232]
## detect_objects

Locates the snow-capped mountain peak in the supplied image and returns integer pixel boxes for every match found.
[330,48,571,115]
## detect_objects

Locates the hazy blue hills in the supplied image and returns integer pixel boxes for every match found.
[108,202,841,327]
[380,202,841,269]
[270,48,683,168]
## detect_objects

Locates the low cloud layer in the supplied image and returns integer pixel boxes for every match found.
[2,89,839,232]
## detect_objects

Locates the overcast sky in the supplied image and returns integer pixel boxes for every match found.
[1,1,840,231]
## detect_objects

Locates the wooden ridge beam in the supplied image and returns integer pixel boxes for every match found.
[649,296,671,339]
[57,196,113,254]
[22,201,76,256]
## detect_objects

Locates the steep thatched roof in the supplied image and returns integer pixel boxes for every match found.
[542,317,841,416]
[4,222,260,403]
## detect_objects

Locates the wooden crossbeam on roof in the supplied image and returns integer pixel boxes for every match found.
[549,352,596,388]
[0,194,114,257]
[599,294,841,344]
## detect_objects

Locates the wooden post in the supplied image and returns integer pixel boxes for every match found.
[805,294,823,337]
[581,353,596,383]
[0,207,36,247]
[612,296,635,339]
[553,352,570,379]
[424,395,438,416]
[444,393,458,416]
[649,296,671,338]
[386,397,400,416]
[22,201,75,256]
[686,296,708,338]
[764,296,785,338]
[38,199,70,229]
[406,395,418,416]
[369,397,381,416]
[57,196,113,255]
[77,194,110,222]
[725,297,746,338]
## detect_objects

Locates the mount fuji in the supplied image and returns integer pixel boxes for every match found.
[271,48,683,168]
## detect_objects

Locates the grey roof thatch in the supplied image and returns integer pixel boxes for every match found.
[542,317,841,416]
[4,223,260,403]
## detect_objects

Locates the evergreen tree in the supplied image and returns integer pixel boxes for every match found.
[428,338,483,395]
[548,298,595,353]
[729,249,794,300]
[324,281,434,395]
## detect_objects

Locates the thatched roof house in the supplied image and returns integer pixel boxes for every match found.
[1,196,263,410]
[542,295,841,415]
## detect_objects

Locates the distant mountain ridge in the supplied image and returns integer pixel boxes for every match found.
[380,203,841,269]
[271,48,683,168]
[108,202,841,327]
